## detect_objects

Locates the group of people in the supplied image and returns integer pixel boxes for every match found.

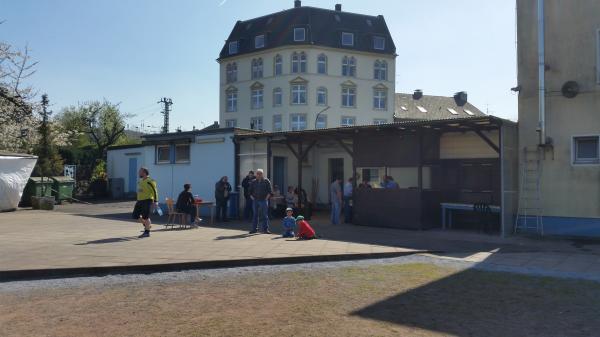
[131,167,317,240]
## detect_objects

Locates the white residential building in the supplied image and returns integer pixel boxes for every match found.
[217,1,396,131]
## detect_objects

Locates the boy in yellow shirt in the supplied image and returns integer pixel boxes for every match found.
[132,167,158,238]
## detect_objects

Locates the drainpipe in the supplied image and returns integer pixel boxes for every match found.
[537,0,546,146]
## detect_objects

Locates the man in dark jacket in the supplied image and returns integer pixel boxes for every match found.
[215,176,232,222]
[241,170,255,221]
[248,168,272,234]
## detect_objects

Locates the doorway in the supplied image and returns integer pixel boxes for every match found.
[128,157,138,194]
[273,156,286,192]
[328,158,344,185]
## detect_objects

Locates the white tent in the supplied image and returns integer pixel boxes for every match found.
[0,152,37,211]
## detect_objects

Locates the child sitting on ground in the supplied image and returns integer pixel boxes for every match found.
[281,207,296,238]
[295,215,316,240]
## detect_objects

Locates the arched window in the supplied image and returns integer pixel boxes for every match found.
[374,60,387,80]
[225,87,238,112]
[292,52,307,73]
[274,54,283,76]
[316,87,327,106]
[317,54,327,74]
[342,56,356,77]
[251,58,263,79]
[226,62,237,83]
[273,87,282,106]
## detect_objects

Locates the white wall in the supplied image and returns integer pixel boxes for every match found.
[106,146,145,195]
[146,133,236,203]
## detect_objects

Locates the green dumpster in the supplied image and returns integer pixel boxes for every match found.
[51,176,75,203]
[21,177,53,207]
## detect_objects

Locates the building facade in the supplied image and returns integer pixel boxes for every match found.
[517,0,600,236]
[217,1,396,131]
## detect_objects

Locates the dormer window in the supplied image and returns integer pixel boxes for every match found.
[255,34,265,49]
[373,36,385,50]
[229,41,238,55]
[294,27,306,42]
[342,32,354,46]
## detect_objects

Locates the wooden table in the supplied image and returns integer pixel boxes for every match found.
[194,201,215,226]
[441,202,500,229]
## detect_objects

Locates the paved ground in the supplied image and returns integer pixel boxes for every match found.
[2,201,600,280]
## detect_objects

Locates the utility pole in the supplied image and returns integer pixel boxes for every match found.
[158,97,173,134]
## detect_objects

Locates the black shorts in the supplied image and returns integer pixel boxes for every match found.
[132,199,152,220]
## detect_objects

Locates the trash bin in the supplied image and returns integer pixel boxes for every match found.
[228,192,240,219]
[51,176,75,203]
[21,177,53,206]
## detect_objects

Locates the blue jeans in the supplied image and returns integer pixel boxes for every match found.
[252,199,270,232]
[343,196,352,223]
[330,201,341,225]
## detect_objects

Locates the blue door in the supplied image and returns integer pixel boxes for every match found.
[128,157,137,193]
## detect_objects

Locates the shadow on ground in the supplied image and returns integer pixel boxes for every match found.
[352,268,600,337]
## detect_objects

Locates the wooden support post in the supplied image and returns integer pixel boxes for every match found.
[297,141,303,209]
[474,129,500,154]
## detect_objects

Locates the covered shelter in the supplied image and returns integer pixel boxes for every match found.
[235,116,518,236]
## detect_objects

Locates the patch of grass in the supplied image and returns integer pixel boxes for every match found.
[1,263,600,337]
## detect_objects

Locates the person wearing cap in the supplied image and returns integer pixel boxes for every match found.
[295,215,316,240]
[281,207,295,238]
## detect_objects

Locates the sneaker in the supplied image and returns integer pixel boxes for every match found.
[262,230,272,234]
[138,231,150,238]
[249,230,258,234]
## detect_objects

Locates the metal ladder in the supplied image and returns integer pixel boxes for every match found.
[514,147,544,235]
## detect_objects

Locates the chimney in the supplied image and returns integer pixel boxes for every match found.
[335,4,342,11]
[413,89,423,100]
[294,0,301,8]
[453,91,468,106]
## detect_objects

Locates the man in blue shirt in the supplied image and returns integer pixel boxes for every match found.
[330,178,342,225]
[343,177,353,223]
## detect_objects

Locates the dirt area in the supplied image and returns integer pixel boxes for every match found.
[1,263,599,337]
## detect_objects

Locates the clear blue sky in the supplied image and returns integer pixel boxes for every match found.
[3,0,518,132]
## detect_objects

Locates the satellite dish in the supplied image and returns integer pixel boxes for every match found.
[561,81,579,99]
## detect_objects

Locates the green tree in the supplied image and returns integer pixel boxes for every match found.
[33,94,63,178]
[57,100,129,160]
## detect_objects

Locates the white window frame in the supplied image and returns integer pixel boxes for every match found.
[226,90,237,112]
[255,34,265,49]
[225,119,237,128]
[341,86,356,108]
[290,113,307,131]
[228,41,238,54]
[572,135,600,166]
[226,62,237,83]
[274,55,283,76]
[342,56,356,77]
[174,144,191,164]
[294,27,306,42]
[373,119,387,125]
[273,87,282,106]
[156,145,171,164]
[251,89,264,109]
[250,117,263,130]
[341,32,354,46]
[374,60,387,81]
[251,58,263,79]
[341,116,356,127]
[373,89,387,110]
[291,84,307,105]
[317,87,327,106]
[373,36,385,50]
[316,115,327,129]
[273,114,282,132]
[317,54,327,74]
